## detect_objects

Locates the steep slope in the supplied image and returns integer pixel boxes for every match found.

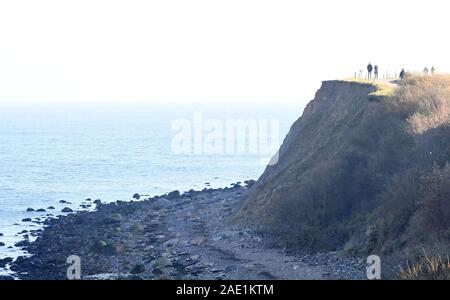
[238,76,450,266]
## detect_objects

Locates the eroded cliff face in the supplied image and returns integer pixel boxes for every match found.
[240,81,382,220]
[238,76,450,262]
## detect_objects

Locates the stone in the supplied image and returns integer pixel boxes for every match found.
[106,242,125,255]
[130,264,145,274]
[152,198,172,210]
[61,207,73,213]
[36,208,46,212]
[133,193,141,200]
[47,206,55,210]
[104,213,123,224]
[94,199,102,205]
[191,237,208,246]
[92,240,108,252]
[0,242,5,247]
[0,257,13,267]
[244,179,256,188]
[167,190,180,200]
[26,208,35,212]
[130,223,145,233]
[21,218,32,222]
[59,200,68,203]
[152,267,164,276]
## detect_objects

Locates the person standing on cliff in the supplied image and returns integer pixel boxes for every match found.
[374,65,379,80]
[367,63,373,80]
[400,68,406,79]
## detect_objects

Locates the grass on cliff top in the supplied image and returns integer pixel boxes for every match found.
[342,77,396,97]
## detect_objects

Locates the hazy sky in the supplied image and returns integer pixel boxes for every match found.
[0,0,449,105]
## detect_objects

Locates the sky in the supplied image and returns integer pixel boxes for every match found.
[0,0,449,106]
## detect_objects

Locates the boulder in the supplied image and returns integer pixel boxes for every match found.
[61,207,73,213]
[130,264,145,274]
[26,208,35,212]
[103,213,123,224]
[0,257,13,267]
[132,193,141,200]
[167,190,180,200]
[21,218,32,222]
[47,206,55,210]
[152,198,172,210]
[36,208,46,212]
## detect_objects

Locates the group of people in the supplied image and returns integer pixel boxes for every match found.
[366,63,379,80]
[366,63,436,80]
[423,66,436,75]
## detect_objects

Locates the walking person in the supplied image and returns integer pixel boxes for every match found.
[423,67,429,75]
[367,63,373,80]
[431,66,436,74]
[374,65,379,80]
[399,68,406,79]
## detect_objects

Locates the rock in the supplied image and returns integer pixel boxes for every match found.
[0,233,3,236]
[92,240,108,252]
[26,208,35,212]
[130,223,145,233]
[105,242,125,255]
[0,257,13,267]
[93,199,102,205]
[104,213,123,224]
[152,198,172,210]
[191,237,208,246]
[130,264,145,274]
[152,267,164,276]
[21,218,32,222]
[244,179,256,188]
[154,257,170,268]
[132,193,141,200]
[86,198,92,201]
[36,208,46,212]
[167,190,180,200]
[61,207,73,213]
[59,200,68,204]
[0,242,5,247]
[47,206,55,210]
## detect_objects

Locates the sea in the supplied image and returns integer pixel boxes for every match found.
[0,101,301,269]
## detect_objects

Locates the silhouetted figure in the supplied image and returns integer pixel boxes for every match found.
[431,66,436,74]
[374,65,379,80]
[399,68,406,79]
[423,67,429,75]
[367,63,373,80]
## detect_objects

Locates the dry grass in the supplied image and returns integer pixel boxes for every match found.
[398,250,450,280]
[388,75,450,134]
[343,78,396,97]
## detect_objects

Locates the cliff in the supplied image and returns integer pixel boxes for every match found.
[238,76,450,271]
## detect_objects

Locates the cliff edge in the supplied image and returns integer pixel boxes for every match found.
[238,76,450,274]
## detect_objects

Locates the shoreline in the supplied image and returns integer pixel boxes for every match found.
[4,182,365,280]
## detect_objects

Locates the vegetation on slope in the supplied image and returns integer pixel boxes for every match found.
[239,75,450,277]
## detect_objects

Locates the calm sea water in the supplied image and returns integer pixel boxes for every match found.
[0,101,300,265]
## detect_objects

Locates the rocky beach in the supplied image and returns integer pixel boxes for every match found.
[1,181,365,280]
